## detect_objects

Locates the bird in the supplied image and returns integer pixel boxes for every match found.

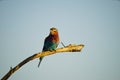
[38,27,60,67]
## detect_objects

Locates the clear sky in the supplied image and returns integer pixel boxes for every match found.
[0,0,120,80]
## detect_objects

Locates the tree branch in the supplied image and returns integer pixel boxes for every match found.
[1,44,84,80]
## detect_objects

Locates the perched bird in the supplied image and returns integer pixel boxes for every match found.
[38,27,60,67]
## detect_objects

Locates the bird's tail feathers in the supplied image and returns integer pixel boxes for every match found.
[38,57,43,68]
[38,60,42,68]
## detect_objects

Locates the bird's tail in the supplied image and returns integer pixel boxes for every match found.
[38,57,44,68]
[38,60,42,68]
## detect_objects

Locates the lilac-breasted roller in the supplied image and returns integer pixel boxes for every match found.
[38,27,60,67]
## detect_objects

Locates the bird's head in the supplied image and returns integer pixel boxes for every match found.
[50,27,58,35]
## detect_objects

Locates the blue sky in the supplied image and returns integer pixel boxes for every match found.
[0,0,120,80]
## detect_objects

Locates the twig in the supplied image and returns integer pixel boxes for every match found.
[61,42,66,47]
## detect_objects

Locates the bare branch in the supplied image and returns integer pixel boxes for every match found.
[1,44,84,80]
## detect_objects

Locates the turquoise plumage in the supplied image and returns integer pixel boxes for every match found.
[38,27,60,67]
